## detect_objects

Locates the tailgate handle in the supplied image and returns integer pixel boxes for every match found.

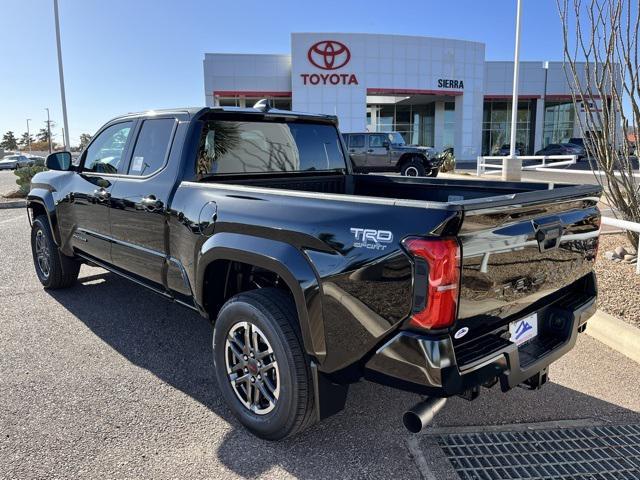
[533,219,563,252]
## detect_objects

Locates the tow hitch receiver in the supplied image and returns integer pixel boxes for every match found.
[520,367,549,390]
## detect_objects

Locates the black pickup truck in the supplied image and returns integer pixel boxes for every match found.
[28,104,601,440]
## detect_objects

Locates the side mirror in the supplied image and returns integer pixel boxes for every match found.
[46,151,73,171]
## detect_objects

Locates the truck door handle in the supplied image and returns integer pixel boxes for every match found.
[93,188,110,200]
[367,149,374,153]
[140,195,164,211]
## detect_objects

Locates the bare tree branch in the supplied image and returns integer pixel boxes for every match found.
[558,0,640,245]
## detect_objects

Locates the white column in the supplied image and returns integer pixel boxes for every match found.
[368,105,377,132]
[454,95,464,158]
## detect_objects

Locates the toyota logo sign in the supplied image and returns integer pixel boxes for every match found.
[307,40,351,70]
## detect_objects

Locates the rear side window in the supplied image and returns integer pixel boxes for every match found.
[197,121,346,175]
[349,134,365,148]
[128,118,175,176]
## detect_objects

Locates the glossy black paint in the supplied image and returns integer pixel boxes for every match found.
[27,106,602,397]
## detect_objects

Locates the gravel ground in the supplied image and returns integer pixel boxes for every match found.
[0,170,18,195]
[595,232,640,328]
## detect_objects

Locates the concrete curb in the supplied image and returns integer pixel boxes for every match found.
[0,199,26,209]
[586,309,640,364]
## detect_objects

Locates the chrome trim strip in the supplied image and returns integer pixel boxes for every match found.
[181,181,451,210]
[76,228,165,258]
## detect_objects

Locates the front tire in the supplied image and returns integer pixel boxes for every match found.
[31,215,80,289]
[427,167,439,177]
[400,158,426,177]
[213,288,315,440]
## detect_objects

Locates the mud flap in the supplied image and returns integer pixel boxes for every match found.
[310,362,349,421]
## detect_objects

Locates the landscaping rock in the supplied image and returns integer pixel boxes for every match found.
[614,246,627,258]
[595,233,640,329]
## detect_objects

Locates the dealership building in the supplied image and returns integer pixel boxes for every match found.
[203,33,604,160]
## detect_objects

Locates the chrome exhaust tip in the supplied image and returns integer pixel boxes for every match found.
[403,397,447,433]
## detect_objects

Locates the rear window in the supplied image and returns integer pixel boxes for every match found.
[197,121,346,175]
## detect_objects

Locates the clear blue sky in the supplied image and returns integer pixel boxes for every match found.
[1,0,566,146]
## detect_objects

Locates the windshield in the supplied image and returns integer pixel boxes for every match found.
[197,120,347,175]
[386,132,406,146]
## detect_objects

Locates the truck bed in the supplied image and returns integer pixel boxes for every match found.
[204,172,599,209]
[194,172,601,371]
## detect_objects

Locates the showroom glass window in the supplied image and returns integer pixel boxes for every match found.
[481,100,536,155]
[197,121,346,175]
[215,96,292,110]
[442,102,456,149]
[366,99,436,147]
[83,122,134,174]
[543,102,575,146]
[127,118,175,176]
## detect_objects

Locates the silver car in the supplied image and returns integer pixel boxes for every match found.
[0,154,32,170]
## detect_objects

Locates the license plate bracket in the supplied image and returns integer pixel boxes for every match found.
[509,313,538,346]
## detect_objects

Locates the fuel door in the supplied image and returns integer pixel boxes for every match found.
[198,201,218,236]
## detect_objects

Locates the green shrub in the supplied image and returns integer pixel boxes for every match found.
[439,150,456,173]
[14,165,47,196]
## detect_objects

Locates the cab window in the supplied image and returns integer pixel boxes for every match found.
[127,118,175,176]
[83,122,134,174]
[368,134,387,148]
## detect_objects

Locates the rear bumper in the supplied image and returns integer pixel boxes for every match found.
[364,274,597,397]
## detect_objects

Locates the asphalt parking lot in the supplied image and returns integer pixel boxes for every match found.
[1,207,639,479]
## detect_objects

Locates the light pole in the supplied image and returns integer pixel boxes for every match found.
[46,108,52,154]
[542,61,549,147]
[53,0,70,150]
[503,0,523,181]
[26,118,32,153]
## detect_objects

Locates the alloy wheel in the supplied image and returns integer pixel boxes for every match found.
[34,229,51,279]
[225,321,280,415]
[405,166,419,176]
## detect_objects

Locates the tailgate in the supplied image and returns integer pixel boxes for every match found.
[455,187,600,338]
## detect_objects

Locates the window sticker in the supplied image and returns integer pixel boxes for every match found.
[131,156,144,172]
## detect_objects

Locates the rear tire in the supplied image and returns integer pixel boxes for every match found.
[31,215,80,289]
[400,158,426,177]
[213,288,316,440]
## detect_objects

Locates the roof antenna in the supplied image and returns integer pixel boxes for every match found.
[253,98,272,111]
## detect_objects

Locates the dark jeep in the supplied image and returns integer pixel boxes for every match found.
[342,131,443,177]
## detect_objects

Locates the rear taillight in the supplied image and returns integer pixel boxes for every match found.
[404,237,461,330]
